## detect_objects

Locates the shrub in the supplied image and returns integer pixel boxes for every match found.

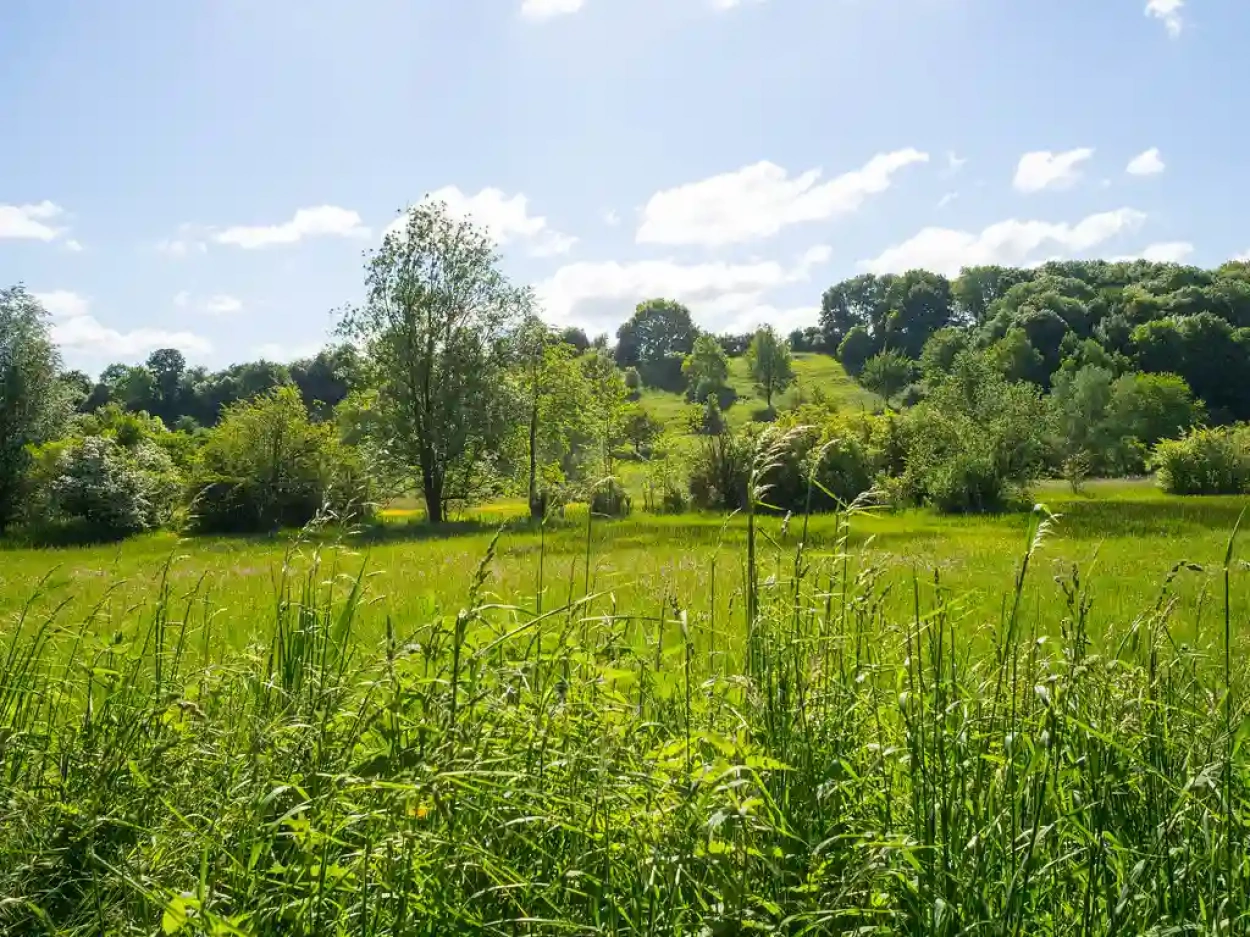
[188,386,368,533]
[901,352,1048,513]
[763,410,880,512]
[837,326,874,377]
[589,478,632,517]
[41,436,180,537]
[688,430,752,511]
[1153,425,1250,495]
[622,367,642,398]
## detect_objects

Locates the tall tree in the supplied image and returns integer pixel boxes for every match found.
[338,201,522,524]
[745,325,795,408]
[614,299,697,390]
[514,315,591,517]
[0,286,71,531]
[581,350,629,477]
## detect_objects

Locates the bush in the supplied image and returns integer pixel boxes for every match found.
[901,352,1048,513]
[188,386,368,533]
[688,431,752,511]
[837,326,874,377]
[39,436,180,538]
[589,478,632,517]
[622,367,642,398]
[1153,425,1250,495]
[763,410,880,512]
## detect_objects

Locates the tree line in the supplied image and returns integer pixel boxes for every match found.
[3,203,1249,543]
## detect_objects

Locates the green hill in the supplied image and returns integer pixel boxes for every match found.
[638,352,879,434]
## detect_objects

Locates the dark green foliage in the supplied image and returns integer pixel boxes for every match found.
[836,325,875,377]
[615,299,698,391]
[589,477,632,517]
[688,429,751,510]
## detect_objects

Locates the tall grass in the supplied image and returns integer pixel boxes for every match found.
[3,472,1250,933]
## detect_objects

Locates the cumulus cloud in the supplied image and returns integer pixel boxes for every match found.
[1117,241,1195,263]
[33,290,91,319]
[520,0,583,19]
[716,304,818,336]
[174,291,245,315]
[387,187,577,257]
[1013,148,1095,193]
[1146,0,1184,37]
[1126,148,1166,176]
[214,206,370,249]
[636,149,930,247]
[937,192,959,210]
[535,245,831,331]
[38,292,211,360]
[0,201,68,242]
[860,208,1147,276]
[54,317,212,359]
[156,224,209,257]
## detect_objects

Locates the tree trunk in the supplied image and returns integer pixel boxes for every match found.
[421,455,444,525]
[528,397,541,520]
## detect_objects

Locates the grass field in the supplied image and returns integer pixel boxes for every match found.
[3,479,1246,652]
[638,352,880,433]
[5,479,1250,933]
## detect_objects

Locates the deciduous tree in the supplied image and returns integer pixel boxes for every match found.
[745,325,795,408]
[338,201,522,524]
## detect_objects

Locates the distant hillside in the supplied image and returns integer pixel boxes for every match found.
[638,352,880,434]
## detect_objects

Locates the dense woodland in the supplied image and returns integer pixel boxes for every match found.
[4,201,1250,543]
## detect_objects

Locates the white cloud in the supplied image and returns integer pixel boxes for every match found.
[1126,147,1166,176]
[63,239,84,252]
[1013,148,1095,193]
[204,295,244,315]
[1146,0,1184,37]
[174,291,245,315]
[536,245,830,331]
[1131,241,1195,263]
[717,304,818,336]
[0,201,67,241]
[937,192,959,209]
[637,148,930,247]
[520,0,583,19]
[711,0,768,9]
[53,317,212,359]
[215,206,370,249]
[860,208,1147,276]
[156,226,208,257]
[388,187,577,257]
[33,290,90,319]
[604,209,621,227]
[37,291,210,360]
[946,152,968,175]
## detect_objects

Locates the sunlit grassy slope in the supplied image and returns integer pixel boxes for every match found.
[639,352,879,433]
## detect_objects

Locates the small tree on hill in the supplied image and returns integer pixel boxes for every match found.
[682,334,730,403]
[745,325,795,408]
[859,350,914,409]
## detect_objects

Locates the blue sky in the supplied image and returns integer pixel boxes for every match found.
[1,0,1244,371]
